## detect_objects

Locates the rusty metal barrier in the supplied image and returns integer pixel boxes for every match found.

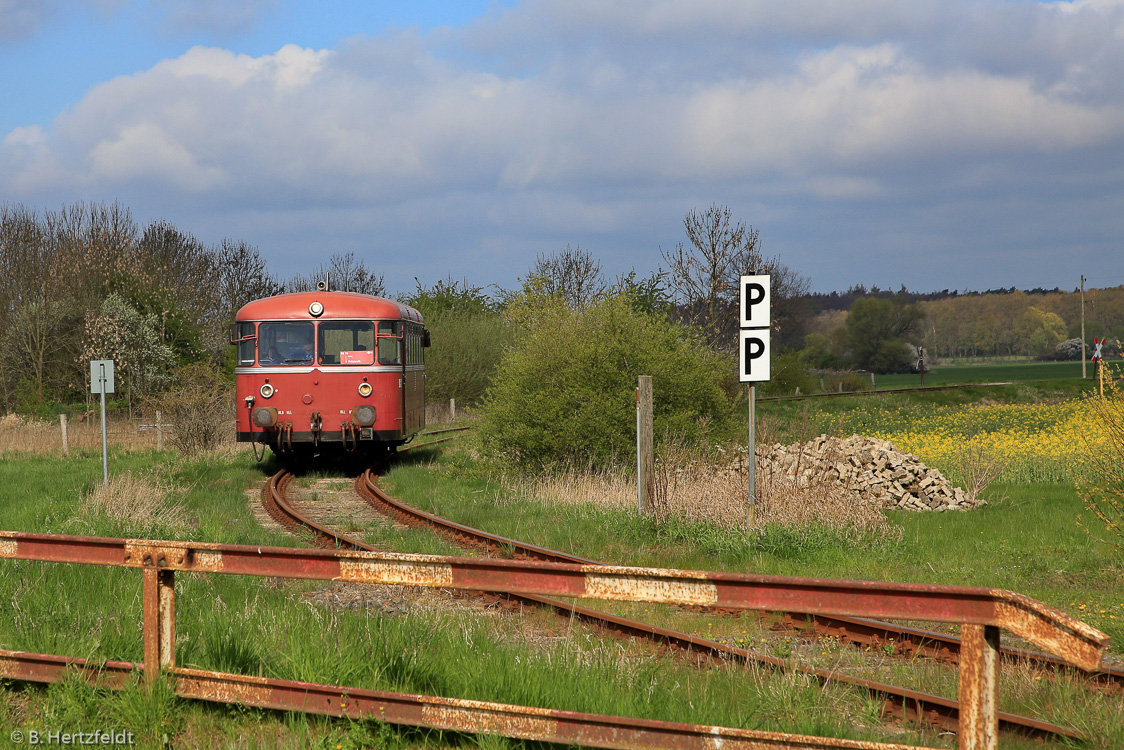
[0,529,1111,750]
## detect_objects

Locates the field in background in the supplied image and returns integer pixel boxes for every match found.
[874,359,1094,388]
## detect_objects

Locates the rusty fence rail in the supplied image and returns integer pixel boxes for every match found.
[0,530,1110,750]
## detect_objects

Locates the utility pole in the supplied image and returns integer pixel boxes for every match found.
[1081,275,1087,379]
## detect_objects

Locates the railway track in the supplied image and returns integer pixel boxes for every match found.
[402,427,1124,693]
[261,464,1087,741]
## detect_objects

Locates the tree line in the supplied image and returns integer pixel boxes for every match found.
[5,198,1114,422]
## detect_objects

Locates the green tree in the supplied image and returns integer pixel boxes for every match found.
[403,277,505,405]
[403,277,497,317]
[1015,306,1066,357]
[843,297,924,373]
[479,294,735,470]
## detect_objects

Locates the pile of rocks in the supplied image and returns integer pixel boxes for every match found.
[739,434,985,512]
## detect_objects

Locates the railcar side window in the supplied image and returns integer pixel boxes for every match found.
[377,321,401,365]
[234,323,256,366]
[405,323,423,365]
[258,322,315,365]
[318,321,375,365]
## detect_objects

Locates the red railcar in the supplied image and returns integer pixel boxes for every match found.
[230,291,428,460]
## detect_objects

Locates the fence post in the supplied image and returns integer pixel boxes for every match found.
[143,568,176,687]
[60,414,69,457]
[450,398,456,421]
[958,623,1000,750]
[155,410,163,452]
[636,376,653,513]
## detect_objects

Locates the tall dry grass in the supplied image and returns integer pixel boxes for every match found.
[0,412,235,456]
[506,438,899,542]
[83,472,189,531]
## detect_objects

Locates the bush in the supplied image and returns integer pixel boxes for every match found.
[759,351,816,396]
[147,363,231,456]
[478,295,736,470]
[423,310,512,406]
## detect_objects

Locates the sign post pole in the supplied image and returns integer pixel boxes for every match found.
[747,384,755,525]
[739,275,771,527]
[90,360,115,486]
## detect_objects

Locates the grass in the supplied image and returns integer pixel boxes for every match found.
[0,446,950,749]
[874,360,1092,388]
[3,383,1124,748]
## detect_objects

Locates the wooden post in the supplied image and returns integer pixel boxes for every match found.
[636,376,653,514]
[155,410,163,452]
[869,372,875,388]
[450,398,456,421]
[60,413,69,457]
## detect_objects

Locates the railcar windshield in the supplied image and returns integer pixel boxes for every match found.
[318,321,375,365]
[258,322,315,365]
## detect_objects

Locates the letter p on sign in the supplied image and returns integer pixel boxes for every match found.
[740,275,770,329]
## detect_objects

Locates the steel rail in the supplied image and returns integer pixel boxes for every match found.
[777,612,1124,692]
[349,471,1089,739]
[0,527,1110,749]
[360,466,1124,693]
[415,426,472,437]
[0,649,937,750]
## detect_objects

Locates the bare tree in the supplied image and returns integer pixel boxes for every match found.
[286,252,386,296]
[528,244,606,308]
[0,205,81,408]
[216,239,282,321]
[662,203,808,352]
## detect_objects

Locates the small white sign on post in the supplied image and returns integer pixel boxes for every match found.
[90,360,115,394]
[90,359,114,484]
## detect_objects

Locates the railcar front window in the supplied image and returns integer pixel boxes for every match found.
[258,322,315,365]
[318,321,375,365]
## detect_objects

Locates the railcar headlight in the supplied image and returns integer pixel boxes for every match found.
[260,383,275,399]
[357,381,373,397]
[309,301,324,317]
[252,406,278,428]
[351,405,376,426]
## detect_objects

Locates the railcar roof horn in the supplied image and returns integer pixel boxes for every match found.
[316,273,330,292]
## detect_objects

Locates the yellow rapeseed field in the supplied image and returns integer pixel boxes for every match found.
[838,400,1105,484]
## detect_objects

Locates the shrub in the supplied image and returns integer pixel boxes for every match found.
[146,363,231,456]
[759,351,816,396]
[422,310,512,406]
[478,295,736,470]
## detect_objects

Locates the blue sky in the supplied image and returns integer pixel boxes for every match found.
[2,0,1123,296]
